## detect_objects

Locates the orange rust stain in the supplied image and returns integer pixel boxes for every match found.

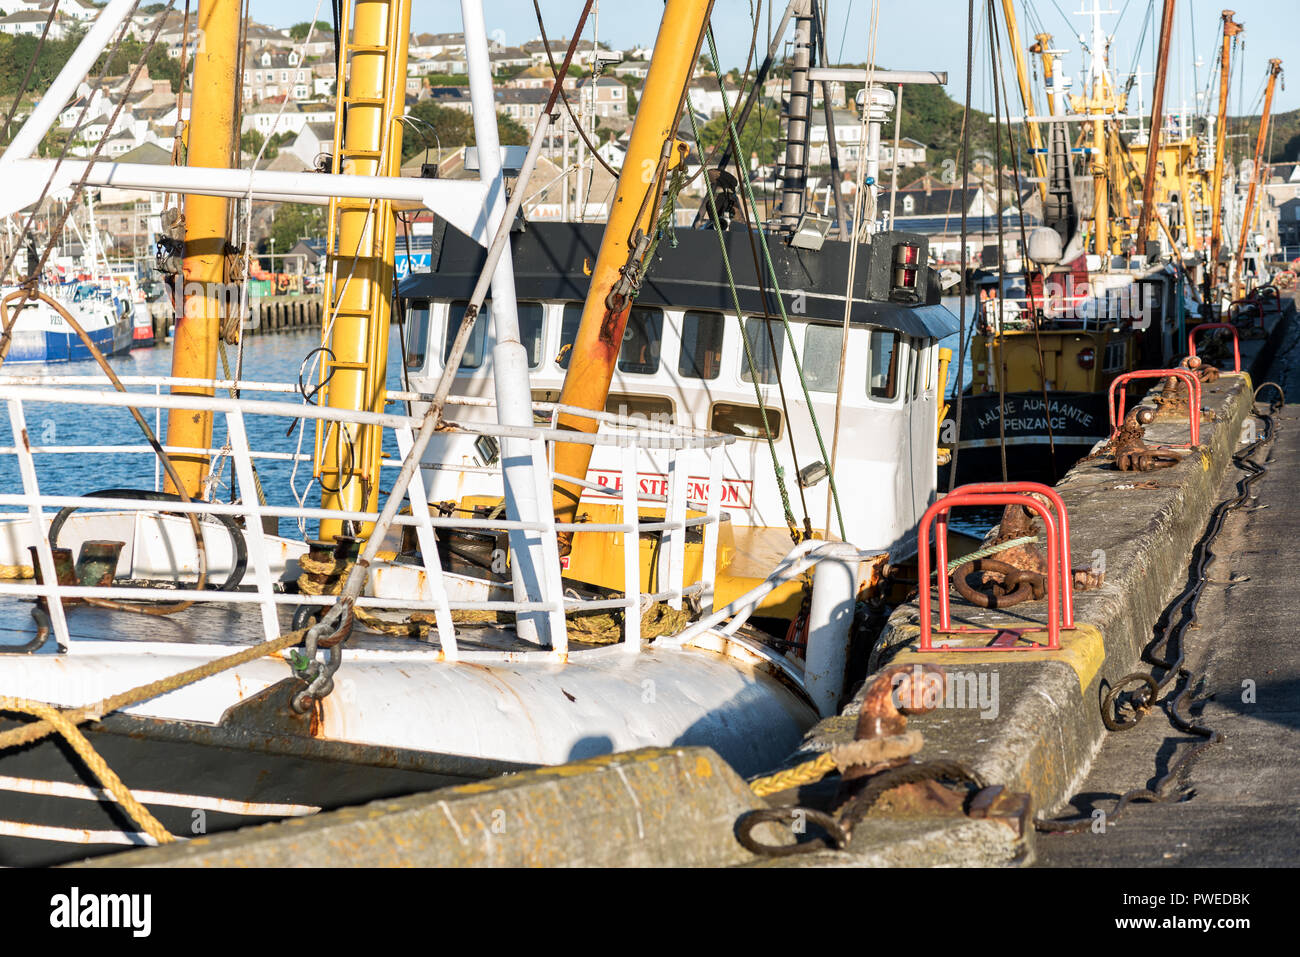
[309,697,324,737]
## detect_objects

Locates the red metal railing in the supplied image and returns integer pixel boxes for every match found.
[917,483,1072,652]
[1108,368,1201,448]
[1187,322,1242,373]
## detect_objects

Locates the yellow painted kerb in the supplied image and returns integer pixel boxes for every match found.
[891,622,1106,695]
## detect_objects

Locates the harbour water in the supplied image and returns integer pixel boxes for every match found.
[0,330,406,538]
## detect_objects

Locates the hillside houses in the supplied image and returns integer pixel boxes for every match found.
[0,10,71,39]
[574,75,628,121]
[242,47,314,102]
[240,101,335,137]
[26,16,951,238]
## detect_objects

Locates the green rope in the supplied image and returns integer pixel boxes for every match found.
[642,160,687,264]
[685,109,802,542]
[702,26,848,541]
[946,536,1038,574]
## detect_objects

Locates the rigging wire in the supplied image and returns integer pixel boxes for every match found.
[828,0,882,527]
[531,0,616,179]
[700,23,848,539]
[948,0,978,492]
[1122,0,1155,97]
[687,107,803,541]
[1045,0,1075,38]
[835,0,853,66]
[986,0,1009,483]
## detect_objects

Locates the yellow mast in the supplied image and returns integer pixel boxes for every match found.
[1070,4,1124,262]
[1208,10,1244,300]
[164,0,241,496]
[550,0,715,542]
[1000,0,1048,204]
[315,0,411,539]
[1233,58,1283,298]
[1031,34,1058,116]
[1136,0,1176,250]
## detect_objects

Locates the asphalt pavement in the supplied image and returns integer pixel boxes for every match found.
[1036,314,1300,867]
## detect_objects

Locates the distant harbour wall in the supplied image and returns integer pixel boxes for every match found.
[154,293,325,342]
[246,293,324,335]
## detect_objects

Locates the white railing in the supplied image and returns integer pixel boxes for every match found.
[0,376,733,661]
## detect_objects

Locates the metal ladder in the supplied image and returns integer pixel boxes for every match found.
[314,0,412,537]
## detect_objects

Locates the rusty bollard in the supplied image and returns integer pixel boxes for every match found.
[75,540,125,590]
[28,546,77,608]
[839,664,946,791]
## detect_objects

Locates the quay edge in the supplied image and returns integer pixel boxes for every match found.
[783,301,1291,863]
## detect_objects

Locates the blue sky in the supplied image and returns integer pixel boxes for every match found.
[253,1,1300,116]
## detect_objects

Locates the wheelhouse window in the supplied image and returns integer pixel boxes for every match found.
[802,323,842,393]
[741,316,782,385]
[606,393,674,420]
[444,300,488,371]
[908,339,921,398]
[618,306,664,374]
[517,301,545,369]
[711,402,783,440]
[557,303,664,374]
[404,299,430,369]
[558,303,582,369]
[868,329,900,399]
[678,310,724,380]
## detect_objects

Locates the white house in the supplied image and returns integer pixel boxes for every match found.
[685,84,743,118]
[807,110,865,165]
[38,0,99,21]
[289,121,335,169]
[880,137,928,169]
[596,137,625,170]
[0,10,69,39]
[240,102,335,137]
[574,75,628,120]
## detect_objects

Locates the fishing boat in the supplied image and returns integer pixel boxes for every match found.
[0,0,956,866]
[948,2,1275,484]
[0,281,134,365]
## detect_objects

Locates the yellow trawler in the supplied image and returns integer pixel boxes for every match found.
[952,3,1276,483]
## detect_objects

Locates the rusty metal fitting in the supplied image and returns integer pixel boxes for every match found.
[74,540,125,589]
[839,664,946,786]
[28,546,77,607]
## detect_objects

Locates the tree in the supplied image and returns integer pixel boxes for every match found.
[240,129,265,157]
[92,35,182,92]
[289,20,332,41]
[260,203,325,258]
[619,75,638,115]
[698,109,781,166]
[243,129,297,161]
[400,100,528,162]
